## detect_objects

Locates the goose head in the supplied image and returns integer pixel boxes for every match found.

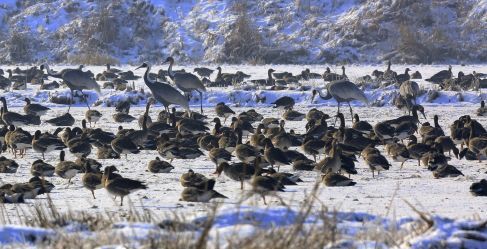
[135,62,149,70]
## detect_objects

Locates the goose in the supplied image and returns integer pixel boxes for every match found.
[315,142,342,174]
[323,67,345,81]
[211,117,231,136]
[67,133,92,158]
[382,61,396,81]
[240,109,264,122]
[180,186,227,202]
[434,136,459,158]
[23,98,50,116]
[32,130,66,159]
[364,150,390,177]
[282,109,305,121]
[302,136,326,162]
[263,138,290,171]
[432,164,464,178]
[470,179,487,196]
[31,159,55,176]
[250,124,266,150]
[115,101,131,114]
[234,128,259,163]
[306,108,327,121]
[293,158,316,171]
[385,142,410,168]
[113,112,136,123]
[197,134,219,151]
[251,174,285,205]
[407,135,431,166]
[0,191,24,204]
[468,136,487,162]
[251,68,275,86]
[148,157,174,173]
[85,109,102,127]
[180,169,215,190]
[45,112,75,126]
[8,183,41,199]
[395,68,411,84]
[55,151,82,184]
[352,114,373,135]
[111,135,140,159]
[209,147,233,172]
[138,98,154,129]
[305,117,328,139]
[271,96,295,111]
[5,126,32,158]
[216,159,261,190]
[164,57,206,114]
[426,65,452,84]
[103,166,147,206]
[215,102,235,123]
[271,120,292,150]
[0,156,19,173]
[321,170,356,187]
[40,80,60,90]
[193,67,214,78]
[477,100,486,116]
[97,145,120,159]
[411,71,422,79]
[265,169,303,186]
[1,98,40,126]
[75,156,102,173]
[82,163,103,199]
[177,118,209,136]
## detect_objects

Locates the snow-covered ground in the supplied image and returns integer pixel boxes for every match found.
[0,64,486,247]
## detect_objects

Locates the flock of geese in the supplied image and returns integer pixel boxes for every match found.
[0,59,486,206]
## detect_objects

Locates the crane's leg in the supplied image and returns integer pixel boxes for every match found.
[347,101,353,119]
[80,90,91,110]
[334,102,341,126]
[68,89,74,113]
[199,90,203,114]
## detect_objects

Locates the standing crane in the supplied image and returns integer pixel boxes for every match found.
[135,62,190,116]
[40,64,100,112]
[312,80,368,119]
[164,57,206,114]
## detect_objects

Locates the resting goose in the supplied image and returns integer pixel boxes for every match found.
[23,98,50,117]
[31,159,55,176]
[321,170,356,187]
[85,109,102,127]
[148,157,174,173]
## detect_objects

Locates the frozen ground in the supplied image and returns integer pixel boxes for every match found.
[0,64,486,247]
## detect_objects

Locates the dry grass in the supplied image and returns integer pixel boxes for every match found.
[0,182,442,248]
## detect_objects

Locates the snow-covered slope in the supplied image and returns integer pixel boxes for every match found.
[0,0,485,64]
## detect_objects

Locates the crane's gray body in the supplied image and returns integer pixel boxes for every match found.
[139,63,189,112]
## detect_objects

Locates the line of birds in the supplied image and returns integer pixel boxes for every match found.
[0,61,486,205]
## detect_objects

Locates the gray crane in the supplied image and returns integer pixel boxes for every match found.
[399,80,420,106]
[164,57,206,114]
[312,80,368,119]
[135,62,190,116]
[40,64,100,112]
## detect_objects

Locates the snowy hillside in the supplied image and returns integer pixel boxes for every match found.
[0,0,485,64]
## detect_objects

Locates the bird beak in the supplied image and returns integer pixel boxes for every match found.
[421,111,427,120]
[135,65,143,70]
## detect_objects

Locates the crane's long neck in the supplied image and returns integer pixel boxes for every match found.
[267,70,273,81]
[342,67,346,76]
[44,65,60,78]
[217,67,222,78]
[167,60,175,80]
[339,115,345,129]
[1,99,7,113]
[143,65,155,85]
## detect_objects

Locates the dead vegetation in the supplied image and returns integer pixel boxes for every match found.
[0,183,460,249]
